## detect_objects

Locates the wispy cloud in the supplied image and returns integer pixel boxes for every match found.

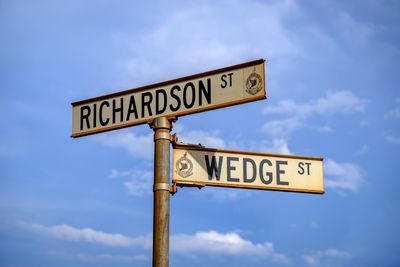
[385,98,400,119]
[385,135,400,145]
[18,221,151,248]
[193,187,252,202]
[245,138,292,155]
[263,117,301,137]
[263,90,366,116]
[317,125,334,133]
[48,251,148,263]
[20,222,288,263]
[171,230,290,264]
[109,169,153,197]
[116,0,299,85]
[96,127,233,159]
[356,144,368,155]
[261,138,292,154]
[175,127,227,148]
[337,12,375,44]
[263,90,366,137]
[324,159,364,193]
[96,130,153,159]
[303,248,350,266]
[310,221,319,229]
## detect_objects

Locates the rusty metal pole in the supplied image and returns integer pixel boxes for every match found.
[150,117,174,267]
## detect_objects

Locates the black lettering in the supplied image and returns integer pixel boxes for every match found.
[228,73,234,86]
[93,103,97,128]
[305,163,311,175]
[112,98,124,124]
[155,89,167,115]
[259,159,273,184]
[169,85,181,112]
[243,158,256,183]
[227,157,239,182]
[199,78,211,106]
[80,105,91,130]
[99,101,110,126]
[141,92,153,117]
[298,162,305,175]
[126,96,138,121]
[221,74,227,88]
[81,106,90,131]
[277,160,289,186]
[183,82,196,108]
[205,155,223,181]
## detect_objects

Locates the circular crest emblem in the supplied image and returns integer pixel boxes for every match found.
[176,152,193,178]
[245,72,263,95]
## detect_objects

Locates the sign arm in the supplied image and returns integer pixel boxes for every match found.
[170,133,206,149]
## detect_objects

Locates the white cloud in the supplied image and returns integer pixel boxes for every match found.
[303,254,318,265]
[21,222,288,263]
[306,90,366,113]
[171,231,290,264]
[324,249,350,258]
[18,221,151,248]
[48,251,148,263]
[385,135,400,144]
[356,144,368,155]
[337,12,374,44]
[385,107,400,119]
[262,91,366,137]
[123,179,152,196]
[109,169,130,179]
[116,0,300,85]
[176,128,227,148]
[262,138,292,154]
[317,125,333,133]
[263,118,302,137]
[303,248,350,266]
[385,98,400,119]
[324,159,364,193]
[194,187,252,202]
[0,145,7,155]
[97,127,230,159]
[360,120,369,127]
[96,130,153,159]
[263,91,366,117]
[109,169,153,196]
[310,221,319,229]
[246,138,292,155]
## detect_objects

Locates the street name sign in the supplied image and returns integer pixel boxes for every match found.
[71,57,325,267]
[71,59,266,137]
[173,144,324,194]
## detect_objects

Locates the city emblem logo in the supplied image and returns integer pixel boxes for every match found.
[176,152,193,178]
[245,67,263,95]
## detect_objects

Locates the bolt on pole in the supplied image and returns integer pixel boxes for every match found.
[150,117,175,267]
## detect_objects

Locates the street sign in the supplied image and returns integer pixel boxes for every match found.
[71,59,266,137]
[173,144,324,194]
[71,56,325,267]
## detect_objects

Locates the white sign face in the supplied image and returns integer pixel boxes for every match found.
[71,59,266,137]
[173,145,324,194]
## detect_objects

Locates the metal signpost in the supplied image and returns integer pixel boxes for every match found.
[71,58,324,267]
[150,117,175,266]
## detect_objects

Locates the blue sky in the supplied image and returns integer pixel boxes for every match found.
[1,0,399,266]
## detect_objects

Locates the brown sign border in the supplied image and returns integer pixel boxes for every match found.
[71,59,266,138]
